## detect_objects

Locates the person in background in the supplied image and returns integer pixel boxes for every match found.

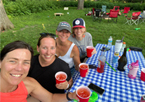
[0,40,78,102]
[55,21,81,75]
[27,34,73,101]
[68,18,96,62]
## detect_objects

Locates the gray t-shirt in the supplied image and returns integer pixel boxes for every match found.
[68,32,93,59]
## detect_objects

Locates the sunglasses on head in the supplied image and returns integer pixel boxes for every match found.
[40,33,56,38]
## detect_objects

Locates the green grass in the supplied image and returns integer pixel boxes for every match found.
[0,7,145,57]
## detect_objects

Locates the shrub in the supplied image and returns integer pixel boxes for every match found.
[4,0,145,16]
[4,0,57,16]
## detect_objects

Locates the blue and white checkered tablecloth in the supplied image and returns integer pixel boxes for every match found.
[69,43,145,102]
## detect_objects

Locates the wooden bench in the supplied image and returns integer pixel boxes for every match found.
[54,13,64,16]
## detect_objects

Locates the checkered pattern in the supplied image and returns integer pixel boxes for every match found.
[69,43,145,102]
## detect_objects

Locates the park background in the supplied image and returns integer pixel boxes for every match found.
[0,0,145,57]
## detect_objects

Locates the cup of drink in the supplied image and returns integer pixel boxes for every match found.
[112,52,119,63]
[86,46,94,57]
[55,71,67,84]
[79,63,89,77]
[140,68,145,82]
[115,40,123,53]
[76,86,91,102]
[128,60,139,79]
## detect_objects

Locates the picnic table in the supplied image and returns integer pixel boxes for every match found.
[69,43,145,102]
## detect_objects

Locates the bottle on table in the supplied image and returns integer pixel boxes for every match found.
[120,42,126,52]
[112,52,119,63]
[108,36,113,49]
[117,48,127,71]
[97,47,106,73]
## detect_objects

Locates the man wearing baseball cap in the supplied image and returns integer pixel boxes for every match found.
[68,18,96,62]
[56,21,81,75]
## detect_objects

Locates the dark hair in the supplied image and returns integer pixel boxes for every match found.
[37,34,56,47]
[0,40,34,61]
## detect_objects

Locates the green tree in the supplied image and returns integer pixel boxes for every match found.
[0,0,14,32]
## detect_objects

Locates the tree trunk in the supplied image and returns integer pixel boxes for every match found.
[0,0,14,32]
[77,0,84,10]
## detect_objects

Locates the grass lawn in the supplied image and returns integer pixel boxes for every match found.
[0,7,145,57]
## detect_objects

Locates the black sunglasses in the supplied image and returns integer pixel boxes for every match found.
[40,33,56,38]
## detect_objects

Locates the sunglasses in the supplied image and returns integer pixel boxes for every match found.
[40,33,56,38]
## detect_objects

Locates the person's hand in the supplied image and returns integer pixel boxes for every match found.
[86,68,89,76]
[69,91,79,101]
[91,48,96,55]
[56,81,69,90]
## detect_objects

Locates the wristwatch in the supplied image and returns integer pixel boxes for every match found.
[66,92,73,101]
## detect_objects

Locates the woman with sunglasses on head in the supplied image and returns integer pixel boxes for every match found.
[0,40,78,102]
[27,34,73,101]
[55,21,81,75]
[68,18,96,62]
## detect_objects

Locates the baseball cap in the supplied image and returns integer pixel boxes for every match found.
[72,18,85,28]
[57,21,71,33]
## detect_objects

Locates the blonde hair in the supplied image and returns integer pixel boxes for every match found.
[72,27,86,37]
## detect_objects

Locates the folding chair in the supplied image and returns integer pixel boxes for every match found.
[102,5,107,13]
[139,10,145,24]
[113,6,120,11]
[113,6,121,15]
[122,7,130,15]
[106,6,120,16]
[91,8,102,22]
[106,9,113,15]
[108,10,118,23]
[125,11,141,25]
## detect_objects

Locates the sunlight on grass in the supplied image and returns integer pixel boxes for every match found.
[0,7,145,57]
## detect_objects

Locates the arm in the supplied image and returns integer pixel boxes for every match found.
[87,32,93,47]
[72,45,81,71]
[24,77,78,102]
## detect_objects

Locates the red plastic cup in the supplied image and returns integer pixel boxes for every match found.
[141,68,145,82]
[79,63,89,77]
[76,86,91,102]
[86,46,94,57]
[55,71,67,84]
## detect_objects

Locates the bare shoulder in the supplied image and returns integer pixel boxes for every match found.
[72,45,79,57]
[23,77,37,85]
[23,77,38,94]
[72,45,79,52]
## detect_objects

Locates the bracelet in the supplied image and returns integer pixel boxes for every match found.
[66,84,69,89]
[66,92,73,101]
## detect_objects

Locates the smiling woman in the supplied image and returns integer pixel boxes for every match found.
[0,40,79,102]
[27,33,73,101]
[55,21,81,75]
[68,18,96,62]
